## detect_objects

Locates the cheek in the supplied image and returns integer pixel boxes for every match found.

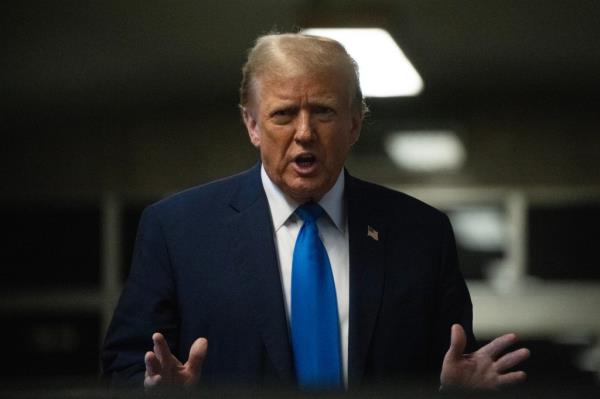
[261,131,292,166]
[326,134,353,164]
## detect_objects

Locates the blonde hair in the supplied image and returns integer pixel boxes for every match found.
[240,32,367,115]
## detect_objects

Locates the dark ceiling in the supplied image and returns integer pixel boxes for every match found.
[3,0,600,120]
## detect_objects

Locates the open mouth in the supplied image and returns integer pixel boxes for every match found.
[294,153,317,168]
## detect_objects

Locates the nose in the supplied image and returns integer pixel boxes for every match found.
[293,110,315,143]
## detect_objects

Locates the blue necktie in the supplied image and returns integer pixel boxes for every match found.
[291,202,342,390]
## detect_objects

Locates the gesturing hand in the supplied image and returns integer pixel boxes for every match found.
[441,324,530,390]
[144,332,208,389]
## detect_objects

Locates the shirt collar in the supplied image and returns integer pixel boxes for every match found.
[261,165,346,233]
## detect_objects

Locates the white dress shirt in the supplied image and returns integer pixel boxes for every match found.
[260,166,350,385]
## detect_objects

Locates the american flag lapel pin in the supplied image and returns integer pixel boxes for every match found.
[367,225,379,241]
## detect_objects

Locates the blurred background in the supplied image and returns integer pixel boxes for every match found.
[2,0,600,394]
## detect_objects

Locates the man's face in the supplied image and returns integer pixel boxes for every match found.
[242,68,362,203]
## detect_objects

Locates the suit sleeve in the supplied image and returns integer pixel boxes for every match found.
[431,213,476,368]
[101,205,180,387]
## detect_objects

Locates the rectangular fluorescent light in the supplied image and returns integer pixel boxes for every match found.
[302,28,423,97]
[384,130,466,172]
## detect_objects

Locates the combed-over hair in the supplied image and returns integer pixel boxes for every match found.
[239,32,367,115]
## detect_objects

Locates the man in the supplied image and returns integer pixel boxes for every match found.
[102,33,529,391]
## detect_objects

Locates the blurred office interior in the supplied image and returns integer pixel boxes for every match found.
[1,0,600,394]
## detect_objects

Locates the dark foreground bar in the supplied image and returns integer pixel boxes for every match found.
[1,381,599,399]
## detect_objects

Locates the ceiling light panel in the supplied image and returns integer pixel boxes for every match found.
[302,28,423,97]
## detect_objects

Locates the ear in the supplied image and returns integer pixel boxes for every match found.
[241,106,261,148]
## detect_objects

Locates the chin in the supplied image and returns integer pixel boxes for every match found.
[286,183,327,203]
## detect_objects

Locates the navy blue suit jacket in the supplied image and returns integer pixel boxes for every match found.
[102,164,475,388]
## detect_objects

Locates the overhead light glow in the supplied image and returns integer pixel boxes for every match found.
[384,130,466,172]
[449,207,507,251]
[302,28,423,97]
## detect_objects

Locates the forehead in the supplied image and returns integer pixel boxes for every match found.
[252,66,353,105]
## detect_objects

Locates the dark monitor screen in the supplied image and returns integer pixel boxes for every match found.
[528,203,600,280]
[0,203,100,289]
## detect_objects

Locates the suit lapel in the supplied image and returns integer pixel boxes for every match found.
[227,165,295,383]
[346,174,386,387]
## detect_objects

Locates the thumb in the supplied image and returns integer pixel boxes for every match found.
[446,324,467,360]
[185,337,208,376]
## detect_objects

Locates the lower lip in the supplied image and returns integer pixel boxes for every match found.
[292,160,319,176]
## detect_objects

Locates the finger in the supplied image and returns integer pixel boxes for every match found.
[446,324,467,360]
[152,332,174,366]
[495,348,530,371]
[145,351,162,376]
[144,373,162,389]
[186,337,208,376]
[496,370,527,387]
[478,332,519,358]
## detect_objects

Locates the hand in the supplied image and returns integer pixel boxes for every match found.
[440,324,530,390]
[144,332,208,389]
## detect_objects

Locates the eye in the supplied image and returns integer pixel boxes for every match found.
[272,109,291,116]
[269,107,296,124]
[312,105,336,120]
[313,105,334,114]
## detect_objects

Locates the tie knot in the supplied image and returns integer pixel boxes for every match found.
[295,202,324,223]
